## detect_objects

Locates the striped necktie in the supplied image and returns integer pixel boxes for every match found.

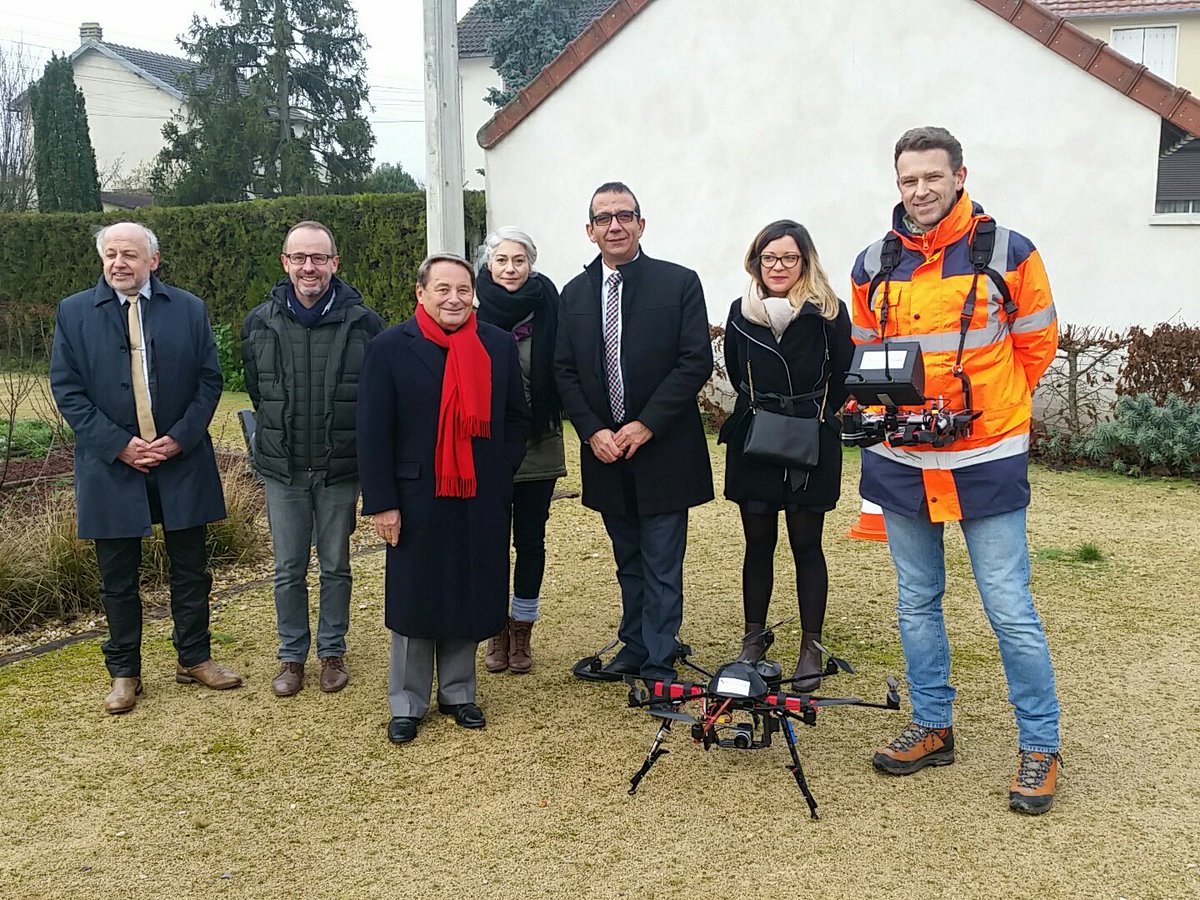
[603,271,624,423]
[127,297,156,440]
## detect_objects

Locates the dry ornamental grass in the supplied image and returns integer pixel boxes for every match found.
[1,437,1198,899]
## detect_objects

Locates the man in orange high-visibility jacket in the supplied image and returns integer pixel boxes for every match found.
[850,127,1061,815]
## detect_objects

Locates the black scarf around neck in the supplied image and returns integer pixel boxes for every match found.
[475,268,561,440]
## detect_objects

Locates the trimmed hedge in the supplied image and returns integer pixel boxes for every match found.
[0,191,487,360]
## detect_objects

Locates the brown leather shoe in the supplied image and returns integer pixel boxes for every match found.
[104,677,142,714]
[319,657,349,693]
[484,621,510,673]
[175,659,245,690]
[272,661,305,697]
[508,619,534,674]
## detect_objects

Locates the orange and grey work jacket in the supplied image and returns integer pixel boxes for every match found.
[849,191,1058,523]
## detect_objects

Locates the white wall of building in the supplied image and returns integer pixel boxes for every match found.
[459,55,501,191]
[482,0,1199,330]
[73,50,184,188]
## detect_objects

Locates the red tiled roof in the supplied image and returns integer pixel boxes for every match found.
[1039,1,1200,15]
[478,0,1199,149]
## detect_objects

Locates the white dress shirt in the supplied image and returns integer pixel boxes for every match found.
[120,281,154,411]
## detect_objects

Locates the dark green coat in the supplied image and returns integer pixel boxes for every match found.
[241,277,383,485]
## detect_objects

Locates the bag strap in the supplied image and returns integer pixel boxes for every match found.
[746,356,757,410]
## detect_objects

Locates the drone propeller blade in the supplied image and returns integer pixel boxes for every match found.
[812,641,856,675]
[765,614,797,633]
[593,638,620,658]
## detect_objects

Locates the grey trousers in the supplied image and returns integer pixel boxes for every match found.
[388,631,478,718]
[263,473,359,662]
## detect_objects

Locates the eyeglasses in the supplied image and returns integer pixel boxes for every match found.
[590,210,639,227]
[759,253,802,270]
[285,252,334,265]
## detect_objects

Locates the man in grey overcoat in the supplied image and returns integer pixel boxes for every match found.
[51,222,244,715]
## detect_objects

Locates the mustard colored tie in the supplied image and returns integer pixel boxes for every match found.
[127,297,157,440]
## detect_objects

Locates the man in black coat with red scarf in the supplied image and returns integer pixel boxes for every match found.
[555,182,714,684]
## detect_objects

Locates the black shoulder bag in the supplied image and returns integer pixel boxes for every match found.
[741,326,828,470]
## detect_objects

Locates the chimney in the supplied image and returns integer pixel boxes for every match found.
[80,22,103,44]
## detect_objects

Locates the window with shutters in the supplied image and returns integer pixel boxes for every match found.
[1155,120,1200,217]
[1111,26,1178,82]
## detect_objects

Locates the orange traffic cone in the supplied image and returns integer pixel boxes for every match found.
[847,499,887,542]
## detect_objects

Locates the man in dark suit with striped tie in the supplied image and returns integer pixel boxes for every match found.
[555,182,714,683]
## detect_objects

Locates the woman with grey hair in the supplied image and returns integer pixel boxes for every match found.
[475,226,566,675]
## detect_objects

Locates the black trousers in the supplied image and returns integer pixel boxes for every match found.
[94,475,212,677]
[511,478,557,600]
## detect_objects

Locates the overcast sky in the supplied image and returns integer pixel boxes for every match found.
[0,0,477,181]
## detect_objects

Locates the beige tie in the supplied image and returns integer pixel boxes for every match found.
[127,297,157,440]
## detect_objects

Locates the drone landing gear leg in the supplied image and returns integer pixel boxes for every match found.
[781,717,819,819]
[629,720,671,795]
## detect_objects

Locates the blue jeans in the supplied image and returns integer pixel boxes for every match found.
[263,473,359,662]
[882,506,1060,753]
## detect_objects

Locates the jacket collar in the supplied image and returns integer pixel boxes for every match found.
[92,272,171,306]
[583,248,651,286]
[399,313,449,377]
[891,191,983,255]
[269,275,362,310]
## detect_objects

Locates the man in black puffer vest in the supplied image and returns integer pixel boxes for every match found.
[242,221,384,697]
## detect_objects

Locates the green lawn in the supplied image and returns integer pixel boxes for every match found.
[1,432,1199,898]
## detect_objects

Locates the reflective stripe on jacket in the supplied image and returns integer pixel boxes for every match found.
[849,191,1057,522]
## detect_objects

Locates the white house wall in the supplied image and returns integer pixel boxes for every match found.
[460,56,501,191]
[73,50,184,188]
[482,0,1199,330]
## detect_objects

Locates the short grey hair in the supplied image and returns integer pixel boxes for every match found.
[477,226,538,271]
[417,252,475,289]
[95,222,159,257]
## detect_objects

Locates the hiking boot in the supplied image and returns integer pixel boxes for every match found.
[272,662,304,697]
[736,622,767,664]
[508,619,534,674]
[792,631,823,694]
[1009,751,1062,815]
[484,621,510,673]
[873,723,955,775]
[319,657,349,693]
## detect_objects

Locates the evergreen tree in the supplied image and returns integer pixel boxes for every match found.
[28,55,101,212]
[477,0,589,108]
[153,0,375,205]
[363,161,420,193]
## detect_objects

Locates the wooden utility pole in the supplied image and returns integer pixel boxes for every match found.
[423,0,465,255]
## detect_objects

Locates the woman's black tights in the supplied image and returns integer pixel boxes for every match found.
[739,507,828,633]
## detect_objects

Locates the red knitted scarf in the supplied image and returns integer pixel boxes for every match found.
[415,304,492,497]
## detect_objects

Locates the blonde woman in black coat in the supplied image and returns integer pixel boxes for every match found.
[718,220,853,691]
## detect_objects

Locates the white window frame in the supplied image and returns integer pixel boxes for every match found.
[1111,24,1179,83]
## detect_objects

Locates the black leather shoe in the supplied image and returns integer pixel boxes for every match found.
[388,716,420,744]
[437,702,486,729]
[573,655,645,683]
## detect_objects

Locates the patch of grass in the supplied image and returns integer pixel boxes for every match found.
[205,734,248,756]
[1035,542,1106,565]
[0,418,60,459]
